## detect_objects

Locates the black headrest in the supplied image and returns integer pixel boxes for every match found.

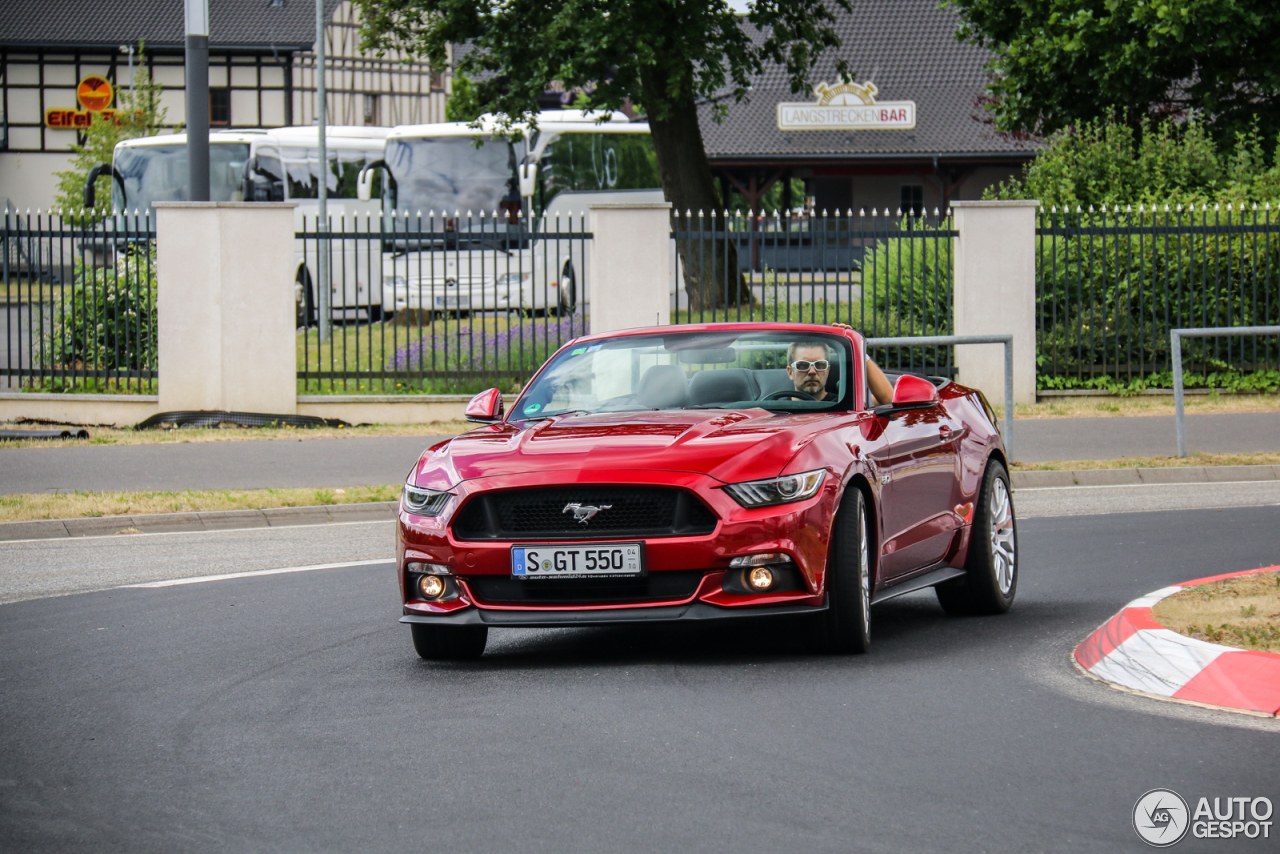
[636,364,688,410]
[688,369,759,406]
[826,360,842,397]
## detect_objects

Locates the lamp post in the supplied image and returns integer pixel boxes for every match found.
[184,0,210,201]
[316,0,331,341]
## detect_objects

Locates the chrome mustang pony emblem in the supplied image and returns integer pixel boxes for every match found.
[563,503,612,524]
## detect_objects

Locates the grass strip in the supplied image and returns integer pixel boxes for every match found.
[0,485,400,524]
[0,421,471,450]
[1012,451,1280,472]
[1152,570,1280,653]
[999,393,1280,420]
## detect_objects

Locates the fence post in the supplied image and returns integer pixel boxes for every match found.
[589,202,673,334]
[154,202,298,414]
[951,200,1038,406]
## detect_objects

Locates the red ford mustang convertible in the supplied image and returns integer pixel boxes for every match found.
[396,323,1017,659]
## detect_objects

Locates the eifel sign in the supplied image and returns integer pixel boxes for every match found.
[776,81,916,131]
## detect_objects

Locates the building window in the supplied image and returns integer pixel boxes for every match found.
[363,93,380,126]
[430,71,445,91]
[900,184,924,217]
[210,88,231,126]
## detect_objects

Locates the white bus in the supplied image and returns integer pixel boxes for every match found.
[87,126,390,324]
[365,110,663,318]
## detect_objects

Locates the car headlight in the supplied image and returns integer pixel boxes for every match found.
[723,469,826,508]
[402,483,452,516]
[386,275,407,290]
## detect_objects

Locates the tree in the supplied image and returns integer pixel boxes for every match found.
[445,73,484,123]
[354,0,852,310]
[947,0,1280,149]
[53,43,176,218]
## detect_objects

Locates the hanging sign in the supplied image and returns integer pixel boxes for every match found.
[45,75,119,128]
[776,81,916,131]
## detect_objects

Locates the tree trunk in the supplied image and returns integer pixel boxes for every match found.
[640,70,752,312]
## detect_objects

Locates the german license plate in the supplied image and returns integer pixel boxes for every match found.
[511,543,645,579]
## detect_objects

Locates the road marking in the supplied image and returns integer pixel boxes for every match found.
[120,558,393,588]
[0,518,394,546]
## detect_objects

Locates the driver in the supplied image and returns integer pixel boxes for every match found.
[786,334,894,405]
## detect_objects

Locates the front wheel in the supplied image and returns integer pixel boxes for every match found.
[554,262,577,316]
[936,459,1018,616]
[410,623,488,660]
[806,489,872,654]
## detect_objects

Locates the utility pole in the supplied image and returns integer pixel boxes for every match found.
[184,0,210,201]
[316,0,331,341]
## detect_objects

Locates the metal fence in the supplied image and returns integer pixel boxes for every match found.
[1,210,157,393]
[295,211,590,394]
[1035,205,1280,386]
[670,210,957,375]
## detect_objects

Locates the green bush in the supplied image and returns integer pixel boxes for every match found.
[44,245,158,390]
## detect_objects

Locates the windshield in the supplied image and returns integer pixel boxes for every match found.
[384,136,524,217]
[535,131,661,214]
[513,330,853,420]
[279,145,383,200]
[113,142,250,211]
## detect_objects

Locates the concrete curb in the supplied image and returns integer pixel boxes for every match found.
[1011,464,1280,489]
[1074,567,1280,717]
[0,501,398,542]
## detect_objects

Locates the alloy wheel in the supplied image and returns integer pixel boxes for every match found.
[989,478,1016,594]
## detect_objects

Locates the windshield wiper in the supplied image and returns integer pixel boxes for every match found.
[518,409,591,422]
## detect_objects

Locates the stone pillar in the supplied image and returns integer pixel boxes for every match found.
[589,202,672,334]
[952,200,1039,405]
[154,202,298,414]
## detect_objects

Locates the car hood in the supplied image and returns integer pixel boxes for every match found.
[414,409,840,490]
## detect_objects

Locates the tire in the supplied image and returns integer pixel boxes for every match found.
[366,303,384,324]
[805,489,872,654]
[410,623,488,661]
[296,268,316,328]
[936,459,1018,616]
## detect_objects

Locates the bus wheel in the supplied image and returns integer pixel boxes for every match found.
[296,268,316,328]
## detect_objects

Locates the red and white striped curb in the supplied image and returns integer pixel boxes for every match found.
[1074,566,1280,716]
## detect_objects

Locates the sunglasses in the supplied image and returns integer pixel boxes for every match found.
[789,359,831,372]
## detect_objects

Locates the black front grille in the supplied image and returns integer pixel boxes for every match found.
[466,570,706,605]
[452,486,717,541]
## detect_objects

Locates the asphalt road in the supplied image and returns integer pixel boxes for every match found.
[1,488,1278,852]
[3,412,1280,495]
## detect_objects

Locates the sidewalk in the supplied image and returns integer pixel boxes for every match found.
[1,412,1278,496]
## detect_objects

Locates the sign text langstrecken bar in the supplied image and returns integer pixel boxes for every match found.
[777,80,916,132]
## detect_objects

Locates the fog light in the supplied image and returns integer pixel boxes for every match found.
[418,575,447,599]
[748,566,775,591]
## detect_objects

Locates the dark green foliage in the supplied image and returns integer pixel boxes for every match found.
[947,0,1280,147]
[46,245,158,389]
[445,73,483,123]
[986,116,1280,209]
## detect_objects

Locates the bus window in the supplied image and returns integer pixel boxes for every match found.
[383,136,523,217]
[252,153,286,202]
[114,142,251,211]
[282,147,383,200]
[535,132,661,214]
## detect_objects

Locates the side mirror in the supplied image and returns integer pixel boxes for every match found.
[356,166,373,202]
[874,374,939,416]
[83,163,115,209]
[465,388,504,422]
[518,162,537,198]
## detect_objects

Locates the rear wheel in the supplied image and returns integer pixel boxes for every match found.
[409,623,488,660]
[806,489,872,654]
[936,460,1018,616]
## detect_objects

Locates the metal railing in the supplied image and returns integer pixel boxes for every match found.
[867,334,1014,459]
[671,210,958,375]
[295,211,590,395]
[2,209,157,393]
[1172,325,1280,457]
[1036,205,1280,386]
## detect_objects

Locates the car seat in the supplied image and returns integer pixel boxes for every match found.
[636,364,689,409]
[687,369,760,406]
